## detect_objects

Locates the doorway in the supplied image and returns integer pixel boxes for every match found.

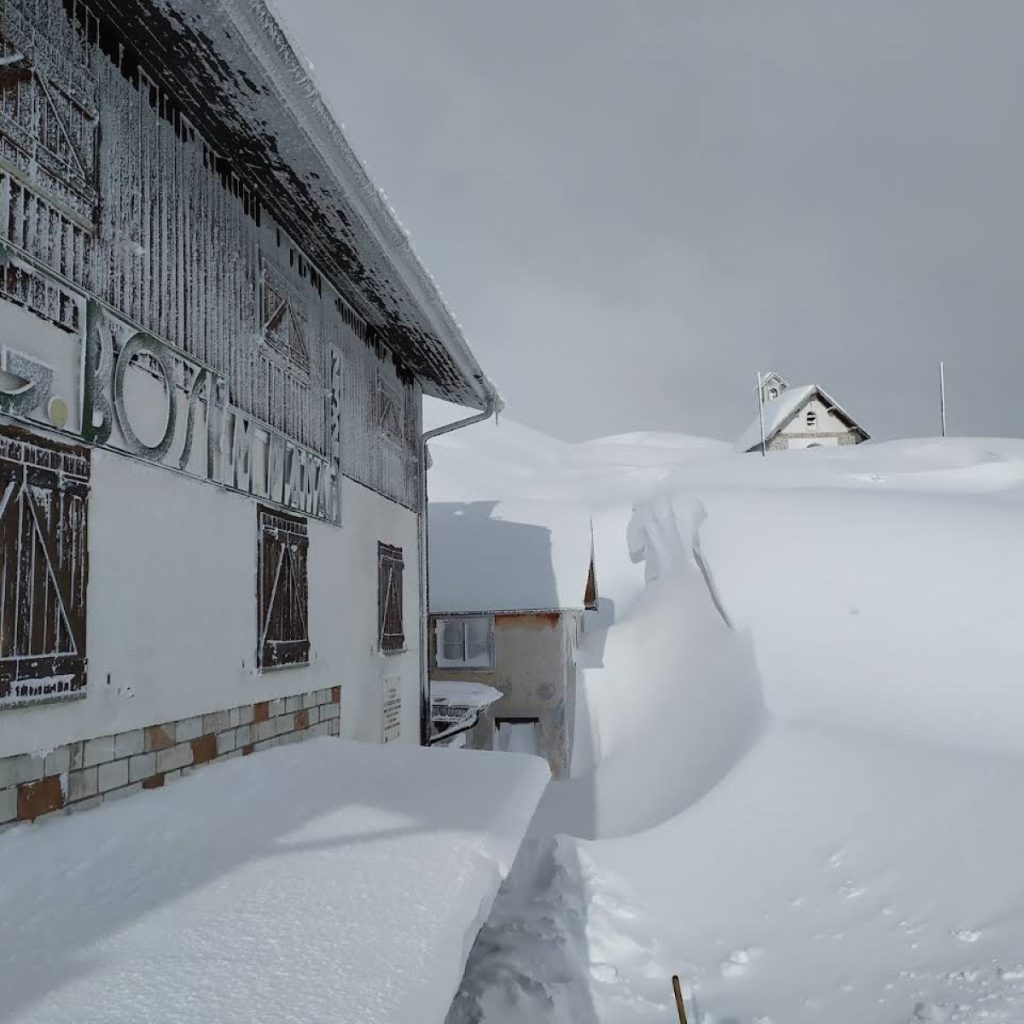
[495,717,541,756]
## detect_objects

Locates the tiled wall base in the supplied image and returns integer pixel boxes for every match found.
[0,686,341,827]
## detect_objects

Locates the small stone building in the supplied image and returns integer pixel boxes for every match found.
[738,372,869,453]
[428,500,597,778]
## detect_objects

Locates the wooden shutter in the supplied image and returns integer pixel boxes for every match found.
[0,426,89,705]
[257,505,309,668]
[378,542,404,653]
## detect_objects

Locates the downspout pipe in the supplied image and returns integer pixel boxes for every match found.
[417,399,500,745]
[428,708,482,746]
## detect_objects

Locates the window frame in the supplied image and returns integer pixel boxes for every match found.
[256,504,310,670]
[434,614,495,671]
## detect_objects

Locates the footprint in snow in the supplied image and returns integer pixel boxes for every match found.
[590,963,619,984]
[953,929,981,944]
[912,1002,951,1022]
[828,849,846,869]
[838,882,869,899]
[719,948,762,978]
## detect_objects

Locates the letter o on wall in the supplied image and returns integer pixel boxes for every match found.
[113,333,177,460]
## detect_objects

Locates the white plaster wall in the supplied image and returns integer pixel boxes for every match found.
[786,435,840,449]
[0,449,421,756]
[778,396,857,449]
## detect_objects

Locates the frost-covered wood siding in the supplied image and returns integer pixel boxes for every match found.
[0,0,421,509]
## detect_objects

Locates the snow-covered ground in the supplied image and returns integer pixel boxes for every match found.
[0,739,548,1024]
[430,404,1024,1024]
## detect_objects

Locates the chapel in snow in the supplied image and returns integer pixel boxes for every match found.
[737,372,869,453]
[0,0,498,826]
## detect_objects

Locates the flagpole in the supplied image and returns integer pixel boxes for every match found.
[939,361,947,438]
[756,372,767,457]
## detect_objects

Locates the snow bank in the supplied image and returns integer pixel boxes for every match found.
[533,495,764,839]
[0,739,549,1024]
[441,425,1024,1022]
[695,485,1024,755]
[579,719,1024,1023]
[463,720,1024,1023]
[423,398,729,507]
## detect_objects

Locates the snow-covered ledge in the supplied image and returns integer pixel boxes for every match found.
[0,739,550,1024]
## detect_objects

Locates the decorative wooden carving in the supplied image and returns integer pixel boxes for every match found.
[257,504,309,669]
[377,376,403,443]
[262,259,310,376]
[0,3,97,221]
[0,425,88,705]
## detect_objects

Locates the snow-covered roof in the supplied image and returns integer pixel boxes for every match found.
[0,739,549,1024]
[432,680,504,711]
[429,500,595,614]
[82,0,498,411]
[736,384,868,453]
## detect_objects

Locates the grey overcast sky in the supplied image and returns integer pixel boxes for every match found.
[275,0,1024,443]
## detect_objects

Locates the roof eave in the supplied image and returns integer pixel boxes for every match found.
[228,0,501,412]
[86,0,500,411]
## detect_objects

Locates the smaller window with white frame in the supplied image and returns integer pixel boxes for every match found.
[435,616,494,670]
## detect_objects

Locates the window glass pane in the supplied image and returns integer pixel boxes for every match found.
[465,618,491,665]
[441,620,464,648]
[441,642,465,661]
[439,620,466,663]
[465,618,490,645]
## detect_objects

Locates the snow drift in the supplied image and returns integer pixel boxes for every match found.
[437,418,1024,1023]
[533,494,764,840]
[0,739,549,1024]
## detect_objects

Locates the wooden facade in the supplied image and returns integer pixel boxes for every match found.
[0,0,423,518]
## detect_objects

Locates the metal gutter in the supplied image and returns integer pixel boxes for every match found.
[417,401,500,744]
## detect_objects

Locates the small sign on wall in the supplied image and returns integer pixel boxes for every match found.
[382,676,402,744]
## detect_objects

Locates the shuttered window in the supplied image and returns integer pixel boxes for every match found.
[378,542,404,653]
[257,505,309,669]
[0,427,89,706]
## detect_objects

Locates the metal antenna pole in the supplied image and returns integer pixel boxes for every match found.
[939,361,947,438]
[756,372,767,457]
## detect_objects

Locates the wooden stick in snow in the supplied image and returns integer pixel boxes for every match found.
[672,975,689,1024]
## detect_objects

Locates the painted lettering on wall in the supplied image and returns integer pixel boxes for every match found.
[83,303,341,523]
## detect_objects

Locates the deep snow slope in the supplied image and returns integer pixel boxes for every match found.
[0,740,549,1024]
[696,485,1024,755]
[437,414,1024,1023]
[582,720,1024,1024]
[464,722,1024,1024]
